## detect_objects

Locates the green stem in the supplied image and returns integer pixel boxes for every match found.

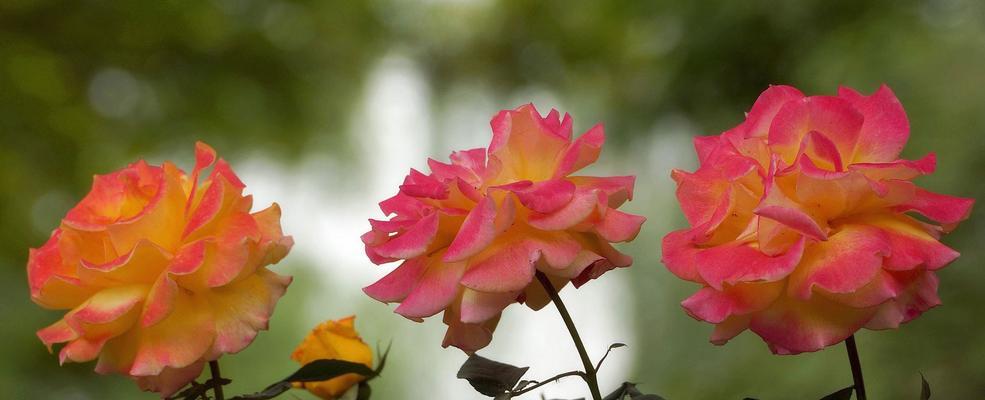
[511,370,586,396]
[845,335,866,400]
[535,271,603,400]
[209,360,226,400]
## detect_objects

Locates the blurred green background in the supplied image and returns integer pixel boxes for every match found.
[1,0,983,399]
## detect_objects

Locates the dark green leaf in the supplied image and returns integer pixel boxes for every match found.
[603,382,630,400]
[603,382,666,400]
[596,343,628,371]
[228,381,292,400]
[920,373,931,400]
[819,386,854,400]
[456,354,529,397]
[228,357,378,399]
[284,359,376,383]
[514,380,533,391]
[357,381,372,400]
[170,379,234,400]
[168,381,209,400]
[373,341,392,377]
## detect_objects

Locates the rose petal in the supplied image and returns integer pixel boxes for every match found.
[682,281,784,324]
[554,124,604,177]
[696,237,805,290]
[754,158,828,240]
[851,213,960,271]
[660,227,705,284]
[370,212,439,260]
[363,258,428,303]
[459,289,520,324]
[800,130,844,172]
[443,196,498,262]
[182,162,244,241]
[395,260,466,319]
[79,240,172,287]
[594,208,646,243]
[820,269,901,308]
[207,269,291,355]
[710,315,751,345]
[38,319,79,350]
[399,169,449,200]
[441,305,499,354]
[489,104,571,180]
[864,269,940,330]
[737,85,805,139]
[129,290,216,376]
[29,230,97,309]
[379,192,427,218]
[786,224,891,300]
[526,231,582,269]
[849,153,935,181]
[527,189,599,231]
[460,243,537,293]
[838,85,910,163]
[69,285,148,326]
[749,294,876,355]
[135,362,206,398]
[60,337,111,364]
[500,179,576,214]
[894,187,974,226]
[141,274,178,327]
[567,175,636,207]
[768,95,863,165]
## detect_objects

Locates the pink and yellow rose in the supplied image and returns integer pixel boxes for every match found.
[662,85,974,354]
[28,142,294,396]
[362,104,645,352]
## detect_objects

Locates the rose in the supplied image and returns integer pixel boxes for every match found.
[28,142,294,396]
[362,104,645,352]
[291,316,373,399]
[662,85,974,354]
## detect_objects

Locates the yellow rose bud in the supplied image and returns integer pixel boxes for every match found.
[291,316,373,399]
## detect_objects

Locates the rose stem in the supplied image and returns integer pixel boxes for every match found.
[845,335,866,400]
[535,271,603,400]
[209,360,226,400]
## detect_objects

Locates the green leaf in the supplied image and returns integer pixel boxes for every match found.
[168,381,209,400]
[373,341,392,377]
[357,381,372,400]
[170,378,234,400]
[819,386,854,400]
[228,358,378,399]
[603,382,667,400]
[596,343,628,371]
[603,383,629,400]
[456,354,529,397]
[919,373,931,400]
[228,381,293,400]
[513,380,533,392]
[284,359,376,383]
